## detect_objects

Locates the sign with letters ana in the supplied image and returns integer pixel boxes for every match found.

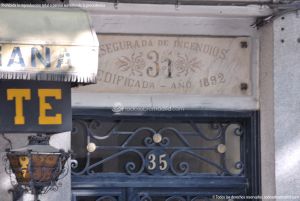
[0,44,98,83]
[74,35,252,96]
[0,80,71,133]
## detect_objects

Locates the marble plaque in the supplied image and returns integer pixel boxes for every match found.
[75,35,252,96]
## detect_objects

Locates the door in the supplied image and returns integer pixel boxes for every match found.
[71,109,260,201]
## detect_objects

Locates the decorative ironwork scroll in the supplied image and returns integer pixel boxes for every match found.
[71,111,260,201]
[71,119,244,177]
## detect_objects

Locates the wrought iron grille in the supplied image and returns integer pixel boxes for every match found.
[71,109,260,201]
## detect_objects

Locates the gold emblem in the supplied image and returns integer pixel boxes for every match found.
[87,143,97,153]
[217,144,227,154]
[153,133,162,143]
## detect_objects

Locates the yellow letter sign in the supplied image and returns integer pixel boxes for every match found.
[38,89,62,125]
[7,89,31,125]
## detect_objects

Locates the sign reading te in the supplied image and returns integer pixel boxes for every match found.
[0,80,71,133]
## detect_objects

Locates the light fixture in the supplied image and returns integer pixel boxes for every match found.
[5,134,70,201]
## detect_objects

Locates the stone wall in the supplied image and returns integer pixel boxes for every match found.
[273,12,300,198]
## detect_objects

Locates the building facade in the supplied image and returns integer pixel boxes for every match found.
[0,1,299,201]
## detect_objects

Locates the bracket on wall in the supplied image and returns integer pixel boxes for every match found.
[175,0,180,10]
[252,1,300,28]
[114,0,119,9]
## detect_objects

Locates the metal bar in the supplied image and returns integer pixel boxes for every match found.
[82,0,273,5]
[93,146,216,150]
[72,108,257,119]
[72,175,248,189]
[85,2,273,17]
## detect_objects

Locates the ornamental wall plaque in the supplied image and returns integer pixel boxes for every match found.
[75,35,252,96]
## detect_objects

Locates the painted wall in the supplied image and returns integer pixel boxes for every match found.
[259,23,276,199]
[273,12,300,198]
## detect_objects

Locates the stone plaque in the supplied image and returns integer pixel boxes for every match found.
[75,35,252,96]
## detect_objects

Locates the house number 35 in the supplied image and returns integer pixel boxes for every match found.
[146,150,170,174]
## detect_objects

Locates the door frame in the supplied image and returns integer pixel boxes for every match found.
[71,108,261,200]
